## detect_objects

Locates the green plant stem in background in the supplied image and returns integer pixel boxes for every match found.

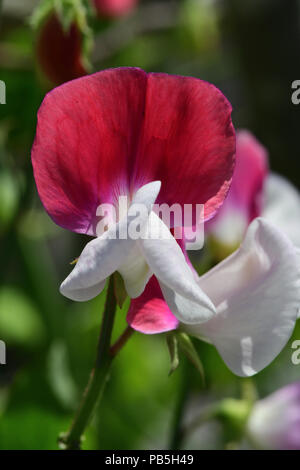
[60,277,122,450]
[169,358,190,450]
[110,326,134,358]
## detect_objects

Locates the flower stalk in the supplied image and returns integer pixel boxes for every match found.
[169,358,190,450]
[59,276,126,450]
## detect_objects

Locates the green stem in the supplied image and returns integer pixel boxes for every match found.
[169,358,190,450]
[60,277,117,450]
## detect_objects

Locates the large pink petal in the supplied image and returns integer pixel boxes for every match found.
[133,73,235,221]
[127,276,179,334]
[32,67,148,235]
[32,68,235,235]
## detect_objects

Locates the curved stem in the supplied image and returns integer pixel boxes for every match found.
[60,277,117,450]
[110,326,134,358]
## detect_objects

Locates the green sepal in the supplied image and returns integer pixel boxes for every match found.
[176,332,205,384]
[166,332,180,376]
[113,272,128,309]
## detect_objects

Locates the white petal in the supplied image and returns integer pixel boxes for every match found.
[183,218,300,376]
[263,173,300,247]
[60,229,131,301]
[61,280,107,302]
[140,212,215,324]
[131,180,161,207]
[159,282,214,326]
[118,245,152,298]
[60,181,161,301]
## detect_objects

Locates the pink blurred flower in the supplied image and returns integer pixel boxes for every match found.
[93,0,138,18]
[247,383,300,449]
[31,67,235,325]
[208,130,300,252]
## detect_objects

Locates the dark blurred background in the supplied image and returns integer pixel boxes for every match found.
[0,0,299,450]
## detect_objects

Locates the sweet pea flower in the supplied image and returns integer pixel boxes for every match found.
[36,13,88,86]
[31,67,235,325]
[128,217,300,376]
[207,130,300,255]
[93,0,138,18]
[247,382,300,449]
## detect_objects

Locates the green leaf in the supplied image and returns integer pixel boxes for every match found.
[166,332,179,376]
[0,407,72,450]
[0,286,45,348]
[47,340,78,409]
[176,332,205,384]
[0,171,20,229]
[18,209,61,240]
[217,398,253,442]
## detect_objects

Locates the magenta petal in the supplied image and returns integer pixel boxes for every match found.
[32,67,148,235]
[127,276,179,334]
[93,0,138,18]
[133,73,236,221]
[32,67,235,234]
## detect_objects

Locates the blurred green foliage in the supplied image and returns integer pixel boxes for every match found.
[0,0,299,450]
